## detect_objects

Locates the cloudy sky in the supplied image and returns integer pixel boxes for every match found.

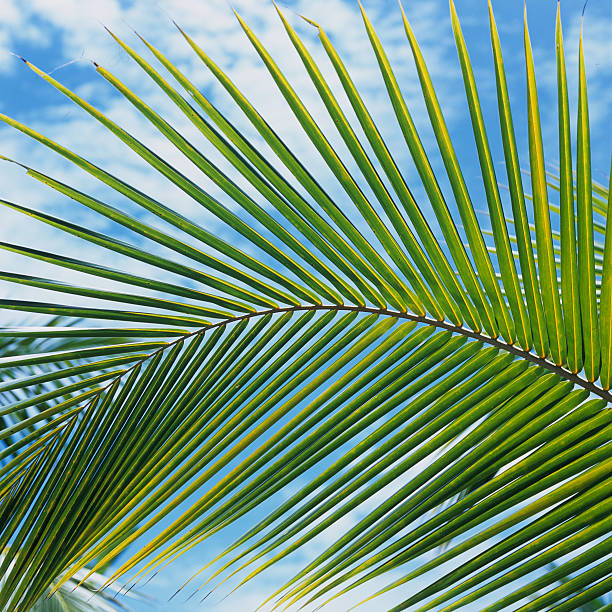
[0,0,610,610]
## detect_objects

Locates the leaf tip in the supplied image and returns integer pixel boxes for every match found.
[172,19,187,38]
[487,0,496,28]
[9,51,27,64]
[299,14,320,30]
[232,7,246,27]
[273,2,290,27]
[133,29,148,45]
[0,156,27,171]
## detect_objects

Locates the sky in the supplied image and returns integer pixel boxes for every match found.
[0,0,611,610]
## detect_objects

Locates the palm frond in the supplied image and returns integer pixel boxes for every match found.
[0,321,145,611]
[0,2,610,611]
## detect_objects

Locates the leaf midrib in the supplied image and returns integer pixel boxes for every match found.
[85,304,612,406]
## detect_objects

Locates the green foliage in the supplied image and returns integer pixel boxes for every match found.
[0,320,143,611]
[0,2,610,610]
[3,557,139,612]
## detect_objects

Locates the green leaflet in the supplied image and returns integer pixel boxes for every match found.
[131,33,387,310]
[151,333,476,590]
[177,26,405,311]
[103,28,358,307]
[0,271,231,320]
[278,368,564,607]
[576,23,600,381]
[0,199,259,311]
[523,8,566,365]
[12,61,326,308]
[601,160,612,389]
[0,241,256,314]
[341,400,610,609]
[556,4,582,373]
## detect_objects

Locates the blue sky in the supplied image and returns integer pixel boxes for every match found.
[0,0,611,610]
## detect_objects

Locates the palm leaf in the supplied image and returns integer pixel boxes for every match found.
[0,321,145,611]
[1,548,144,612]
[0,2,610,611]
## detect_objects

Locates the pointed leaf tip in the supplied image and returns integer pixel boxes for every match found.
[273,2,289,24]
[232,7,245,24]
[133,30,147,44]
[582,0,589,17]
[299,14,320,29]
[172,19,187,36]
[0,156,28,170]
[103,26,122,44]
